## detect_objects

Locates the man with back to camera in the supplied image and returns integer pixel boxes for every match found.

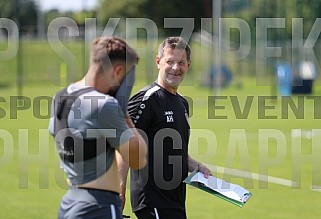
[49,36,147,219]
[118,36,212,219]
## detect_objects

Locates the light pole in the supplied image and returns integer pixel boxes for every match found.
[14,0,23,98]
[37,0,45,40]
[213,0,222,95]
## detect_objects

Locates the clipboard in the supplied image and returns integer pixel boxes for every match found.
[184,171,252,208]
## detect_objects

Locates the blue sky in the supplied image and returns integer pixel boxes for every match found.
[39,0,98,11]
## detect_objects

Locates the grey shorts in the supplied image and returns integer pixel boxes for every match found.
[58,188,122,219]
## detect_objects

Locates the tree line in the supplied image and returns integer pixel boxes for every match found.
[0,0,320,39]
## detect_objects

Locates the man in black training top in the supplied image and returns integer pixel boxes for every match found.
[119,36,212,219]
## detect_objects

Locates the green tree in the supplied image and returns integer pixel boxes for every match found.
[97,0,210,36]
[222,0,321,43]
[0,0,38,34]
[45,9,96,27]
[96,0,320,41]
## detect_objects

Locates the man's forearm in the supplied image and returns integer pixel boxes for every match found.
[187,155,212,178]
[187,155,200,172]
[116,151,129,195]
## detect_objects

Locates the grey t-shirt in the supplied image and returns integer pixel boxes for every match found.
[49,84,134,185]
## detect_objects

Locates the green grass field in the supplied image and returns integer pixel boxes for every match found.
[0,40,321,218]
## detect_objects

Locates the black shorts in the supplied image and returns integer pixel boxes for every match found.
[135,207,187,219]
[58,188,122,219]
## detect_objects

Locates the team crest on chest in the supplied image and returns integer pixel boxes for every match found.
[164,110,174,123]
